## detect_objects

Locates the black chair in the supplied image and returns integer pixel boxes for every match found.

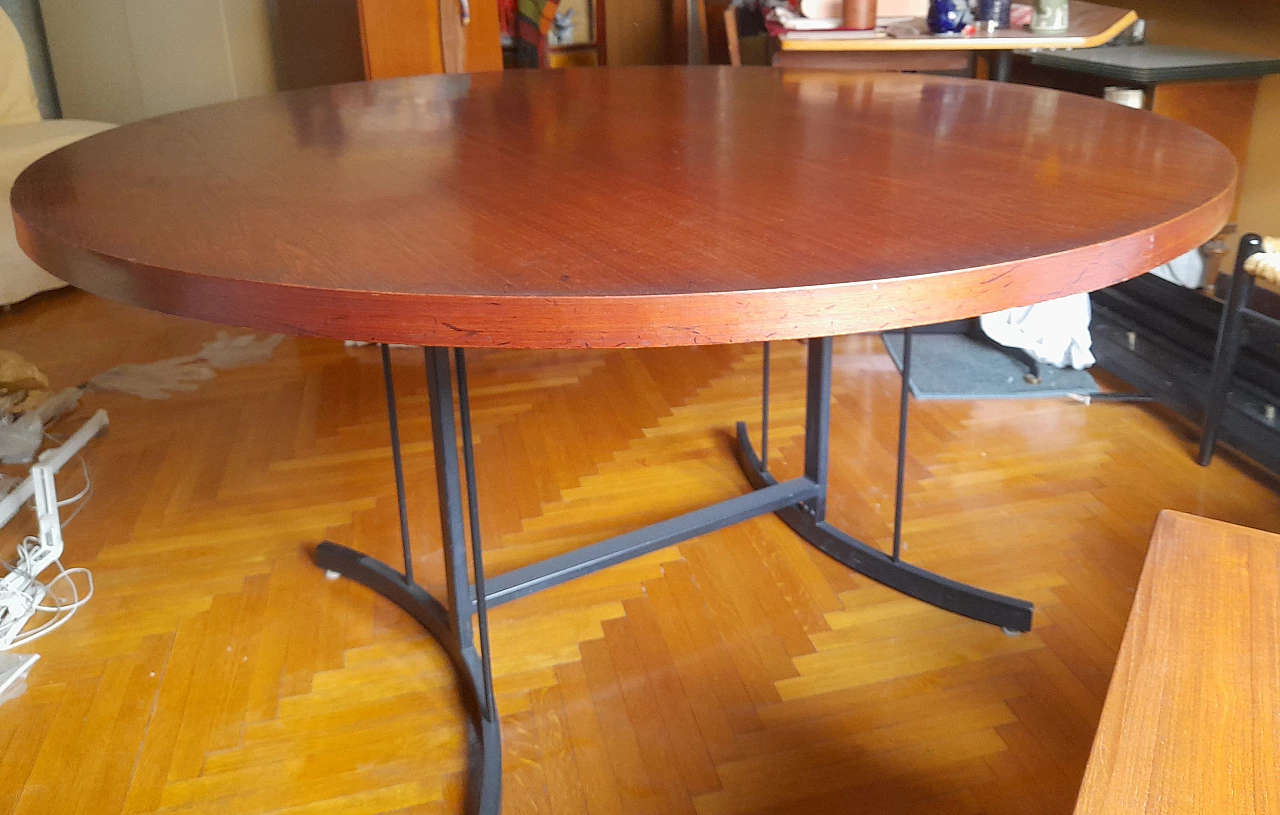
[1198,233,1280,465]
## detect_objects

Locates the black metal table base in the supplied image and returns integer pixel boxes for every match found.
[312,336,1034,815]
[734,425,1032,632]
[313,542,502,813]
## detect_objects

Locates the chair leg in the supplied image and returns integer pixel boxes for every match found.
[1199,234,1264,466]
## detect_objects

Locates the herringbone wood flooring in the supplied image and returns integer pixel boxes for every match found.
[1,290,1277,814]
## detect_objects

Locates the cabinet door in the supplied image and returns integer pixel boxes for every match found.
[360,0,502,79]
[268,0,367,91]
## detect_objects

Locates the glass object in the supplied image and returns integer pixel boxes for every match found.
[927,0,972,33]
[979,0,1012,28]
[1031,0,1069,34]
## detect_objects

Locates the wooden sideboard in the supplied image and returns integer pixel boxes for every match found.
[1074,511,1279,814]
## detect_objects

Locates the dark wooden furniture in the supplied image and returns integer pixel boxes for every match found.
[1089,271,1280,472]
[1073,510,1280,814]
[11,67,1234,815]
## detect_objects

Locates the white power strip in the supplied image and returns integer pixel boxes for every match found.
[0,409,107,649]
[0,652,39,704]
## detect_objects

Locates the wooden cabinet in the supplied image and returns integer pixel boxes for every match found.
[269,0,502,91]
[359,0,503,78]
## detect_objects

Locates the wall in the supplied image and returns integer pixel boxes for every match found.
[40,0,277,124]
[1128,0,1280,243]
[0,0,58,117]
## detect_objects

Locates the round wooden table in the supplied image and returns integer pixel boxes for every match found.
[11,67,1234,815]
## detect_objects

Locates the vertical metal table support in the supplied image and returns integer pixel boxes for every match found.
[315,337,1034,815]
[316,347,502,815]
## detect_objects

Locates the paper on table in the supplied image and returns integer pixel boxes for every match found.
[885,17,931,37]
[798,0,841,18]
[793,0,925,27]
[780,13,841,30]
[804,0,928,15]
[781,27,889,39]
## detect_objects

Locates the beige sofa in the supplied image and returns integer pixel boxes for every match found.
[0,9,112,306]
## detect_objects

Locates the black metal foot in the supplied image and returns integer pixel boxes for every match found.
[733,423,1034,632]
[315,542,502,815]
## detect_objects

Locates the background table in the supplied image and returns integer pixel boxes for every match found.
[771,1,1137,78]
[11,67,1235,815]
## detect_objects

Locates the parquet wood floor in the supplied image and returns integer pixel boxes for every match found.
[0,290,1276,814]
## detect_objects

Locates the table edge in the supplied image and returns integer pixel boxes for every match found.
[13,179,1233,349]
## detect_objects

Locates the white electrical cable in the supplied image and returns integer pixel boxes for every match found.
[43,431,92,510]
[3,568,93,648]
[56,457,91,508]
[0,451,95,650]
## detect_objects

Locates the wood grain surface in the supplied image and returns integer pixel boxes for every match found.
[1074,511,1280,814]
[11,67,1234,349]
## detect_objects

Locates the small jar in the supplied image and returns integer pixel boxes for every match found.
[843,0,877,31]
[1031,0,1070,34]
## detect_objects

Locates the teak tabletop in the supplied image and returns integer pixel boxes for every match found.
[11,67,1233,349]
[1074,511,1280,814]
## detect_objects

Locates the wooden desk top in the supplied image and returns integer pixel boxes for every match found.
[12,68,1232,349]
[779,1,1137,52]
[1074,511,1280,814]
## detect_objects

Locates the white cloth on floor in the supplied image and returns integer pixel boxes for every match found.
[979,292,1095,371]
[198,332,285,369]
[1148,248,1207,289]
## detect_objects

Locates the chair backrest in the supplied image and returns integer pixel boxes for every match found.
[0,9,40,126]
[1244,237,1280,285]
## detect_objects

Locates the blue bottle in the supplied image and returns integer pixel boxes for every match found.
[928,0,973,33]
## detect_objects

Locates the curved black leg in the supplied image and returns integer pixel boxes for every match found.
[315,346,501,815]
[734,424,1033,631]
[736,336,1033,633]
[314,543,502,812]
